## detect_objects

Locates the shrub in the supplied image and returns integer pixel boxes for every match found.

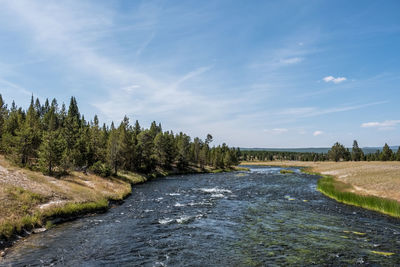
[90,161,112,177]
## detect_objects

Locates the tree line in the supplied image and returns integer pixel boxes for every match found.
[0,95,240,176]
[327,141,400,162]
[241,150,328,162]
[241,140,400,162]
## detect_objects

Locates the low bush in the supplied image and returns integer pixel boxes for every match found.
[90,161,112,177]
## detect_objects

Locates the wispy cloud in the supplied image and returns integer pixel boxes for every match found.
[361,120,400,130]
[313,130,323,136]
[248,43,314,71]
[280,57,303,65]
[278,101,386,118]
[264,128,288,134]
[323,76,347,84]
[2,1,231,125]
[0,78,32,96]
[121,85,141,94]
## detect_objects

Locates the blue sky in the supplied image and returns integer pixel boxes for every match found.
[0,0,399,148]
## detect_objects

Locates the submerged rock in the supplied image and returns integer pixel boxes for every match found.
[33,228,47,234]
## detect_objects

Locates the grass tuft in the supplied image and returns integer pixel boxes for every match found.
[43,199,109,219]
[317,175,400,218]
[280,169,294,174]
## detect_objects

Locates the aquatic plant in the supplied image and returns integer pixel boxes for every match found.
[280,169,294,174]
[371,250,395,256]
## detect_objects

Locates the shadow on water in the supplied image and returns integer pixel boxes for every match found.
[2,166,400,266]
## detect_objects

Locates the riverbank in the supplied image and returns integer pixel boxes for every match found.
[0,155,243,254]
[242,161,400,217]
[0,155,135,254]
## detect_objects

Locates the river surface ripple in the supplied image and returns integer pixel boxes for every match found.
[2,166,400,266]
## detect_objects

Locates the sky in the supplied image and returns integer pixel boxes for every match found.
[0,0,399,148]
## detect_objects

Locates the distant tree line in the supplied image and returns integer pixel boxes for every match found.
[241,140,400,162]
[327,141,400,162]
[241,150,328,162]
[0,95,240,176]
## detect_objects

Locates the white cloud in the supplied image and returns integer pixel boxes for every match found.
[264,128,288,134]
[313,130,323,136]
[323,76,347,84]
[361,120,400,130]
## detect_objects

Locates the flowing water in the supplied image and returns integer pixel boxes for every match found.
[2,166,400,266]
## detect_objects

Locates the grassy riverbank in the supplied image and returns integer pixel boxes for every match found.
[0,154,134,250]
[0,156,242,252]
[242,161,400,218]
[316,174,400,217]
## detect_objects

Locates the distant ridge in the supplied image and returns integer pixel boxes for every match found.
[240,146,400,154]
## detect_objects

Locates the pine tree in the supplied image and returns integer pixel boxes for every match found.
[137,129,156,172]
[328,142,349,162]
[149,121,161,139]
[118,116,133,170]
[88,115,104,165]
[43,98,50,115]
[62,97,82,168]
[74,126,90,167]
[351,140,364,161]
[205,134,213,145]
[0,94,8,141]
[212,146,224,168]
[381,143,393,161]
[164,131,176,168]
[34,98,42,118]
[223,150,232,168]
[176,133,191,171]
[153,132,168,168]
[1,101,21,154]
[191,137,202,165]
[15,97,41,166]
[107,122,120,175]
[38,108,65,175]
[396,147,400,161]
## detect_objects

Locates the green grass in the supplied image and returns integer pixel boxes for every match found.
[6,187,46,206]
[235,166,250,171]
[43,199,109,219]
[280,169,294,174]
[210,166,250,173]
[317,175,400,218]
[0,214,42,239]
[116,171,147,196]
[0,199,110,240]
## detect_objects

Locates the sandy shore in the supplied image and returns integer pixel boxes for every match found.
[242,161,400,202]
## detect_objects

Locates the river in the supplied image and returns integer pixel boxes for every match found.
[2,166,400,266]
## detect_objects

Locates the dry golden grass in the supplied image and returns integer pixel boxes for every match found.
[0,155,132,239]
[242,161,400,202]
